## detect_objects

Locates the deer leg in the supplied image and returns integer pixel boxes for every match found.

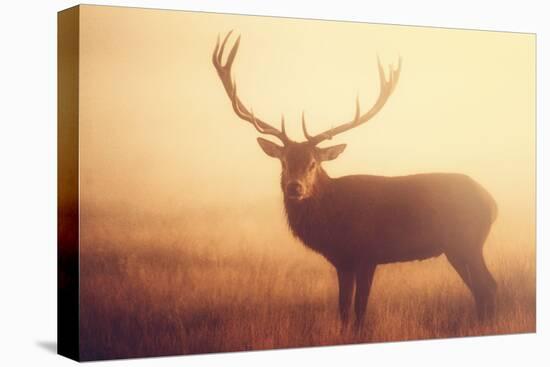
[472,253,497,319]
[354,263,377,330]
[446,250,497,321]
[336,268,355,326]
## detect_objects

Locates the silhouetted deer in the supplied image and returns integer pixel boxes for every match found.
[213,32,498,329]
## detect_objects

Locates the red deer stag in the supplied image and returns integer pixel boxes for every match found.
[212,32,498,329]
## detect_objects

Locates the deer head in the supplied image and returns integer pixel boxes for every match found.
[213,32,401,201]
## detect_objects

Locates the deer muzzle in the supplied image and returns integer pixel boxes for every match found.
[286,181,305,200]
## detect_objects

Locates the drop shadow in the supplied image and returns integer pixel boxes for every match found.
[36,340,57,354]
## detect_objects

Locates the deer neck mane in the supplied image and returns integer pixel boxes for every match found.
[282,168,333,241]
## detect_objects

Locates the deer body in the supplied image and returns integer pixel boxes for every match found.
[212,32,498,329]
[284,172,497,267]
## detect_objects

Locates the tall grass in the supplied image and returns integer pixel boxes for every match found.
[78,204,535,361]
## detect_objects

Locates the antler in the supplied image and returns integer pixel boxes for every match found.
[212,31,290,144]
[302,57,402,145]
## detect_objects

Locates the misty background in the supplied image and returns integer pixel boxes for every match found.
[77,6,535,249]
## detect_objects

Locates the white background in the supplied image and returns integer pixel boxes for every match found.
[0,0,547,365]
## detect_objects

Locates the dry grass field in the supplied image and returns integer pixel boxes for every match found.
[79,204,535,361]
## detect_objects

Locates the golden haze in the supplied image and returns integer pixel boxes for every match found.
[79,6,535,226]
[74,5,535,360]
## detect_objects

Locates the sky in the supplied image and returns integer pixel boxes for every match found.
[77,5,535,237]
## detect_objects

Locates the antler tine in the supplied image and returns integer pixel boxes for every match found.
[307,57,402,145]
[303,111,335,142]
[390,57,402,94]
[224,35,240,69]
[212,35,220,66]
[212,31,289,144]
[232,83,286,138]
[218,31,234,65]
[230,81,242,116]
[354,94,361,122]
[249,109,287,138]
[250,109,262,133]
[301,111,315,141]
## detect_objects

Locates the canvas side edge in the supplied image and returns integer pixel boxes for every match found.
[57,5,80,362]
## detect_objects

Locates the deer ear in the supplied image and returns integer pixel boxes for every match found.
[318,144,347,161]
[257,137,283,159]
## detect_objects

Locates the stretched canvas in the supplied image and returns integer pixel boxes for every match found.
[58,4,536,361]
